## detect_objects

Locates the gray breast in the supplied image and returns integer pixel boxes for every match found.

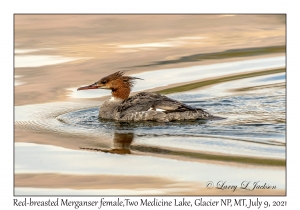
[99,99,122,119]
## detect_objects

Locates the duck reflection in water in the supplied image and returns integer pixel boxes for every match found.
[80,123,134,154]
[110,131,134,154]
[80,120,208,155]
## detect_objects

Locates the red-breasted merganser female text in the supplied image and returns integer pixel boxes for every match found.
[77,71,216,122]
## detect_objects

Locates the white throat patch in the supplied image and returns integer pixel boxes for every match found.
[109,97,123,102]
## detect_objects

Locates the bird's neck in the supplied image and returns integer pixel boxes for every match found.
[111,86,130,100]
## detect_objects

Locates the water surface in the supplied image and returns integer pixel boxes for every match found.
[14,14,286,196]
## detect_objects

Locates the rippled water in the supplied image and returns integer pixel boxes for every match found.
[15,69,286,160]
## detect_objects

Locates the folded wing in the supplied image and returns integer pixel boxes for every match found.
[117,92,201,117]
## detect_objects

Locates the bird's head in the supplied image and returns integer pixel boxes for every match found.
[77,71,143,99]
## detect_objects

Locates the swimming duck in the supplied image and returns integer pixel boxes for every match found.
[77,71,216,122]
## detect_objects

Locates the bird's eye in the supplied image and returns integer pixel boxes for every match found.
[101,80,107,84]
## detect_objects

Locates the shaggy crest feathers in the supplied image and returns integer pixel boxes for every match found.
[102,70,126,81]
[100,70,142,90]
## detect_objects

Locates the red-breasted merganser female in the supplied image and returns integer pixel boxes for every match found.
[77,71,216,122]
